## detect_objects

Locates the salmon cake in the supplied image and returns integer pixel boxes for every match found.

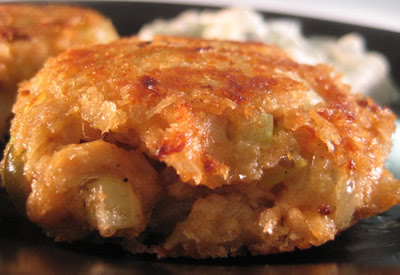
[2,36,399,258]
[0,4,118,137]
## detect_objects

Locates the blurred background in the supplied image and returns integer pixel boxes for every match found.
[155,0,400,32]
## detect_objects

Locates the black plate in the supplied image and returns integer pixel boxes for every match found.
[1,2,400,274]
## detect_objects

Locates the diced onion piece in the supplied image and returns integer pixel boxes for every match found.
[260,157,307,190]
[85,175,143,237]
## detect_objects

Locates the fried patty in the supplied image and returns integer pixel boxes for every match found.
[2,36,399,258]
[0,4,118,136]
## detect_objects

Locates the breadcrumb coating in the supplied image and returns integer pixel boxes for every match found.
[2,36,399,258]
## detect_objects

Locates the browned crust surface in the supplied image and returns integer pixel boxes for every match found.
[0,4,118,135]
[4,36,399,258]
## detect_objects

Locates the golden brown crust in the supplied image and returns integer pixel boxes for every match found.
[4,36,399,258]
[0,4,118,135]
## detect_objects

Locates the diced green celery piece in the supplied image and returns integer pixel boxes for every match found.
[243,113,274,145]
[295,158,307,169]
[2,144,30,213]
